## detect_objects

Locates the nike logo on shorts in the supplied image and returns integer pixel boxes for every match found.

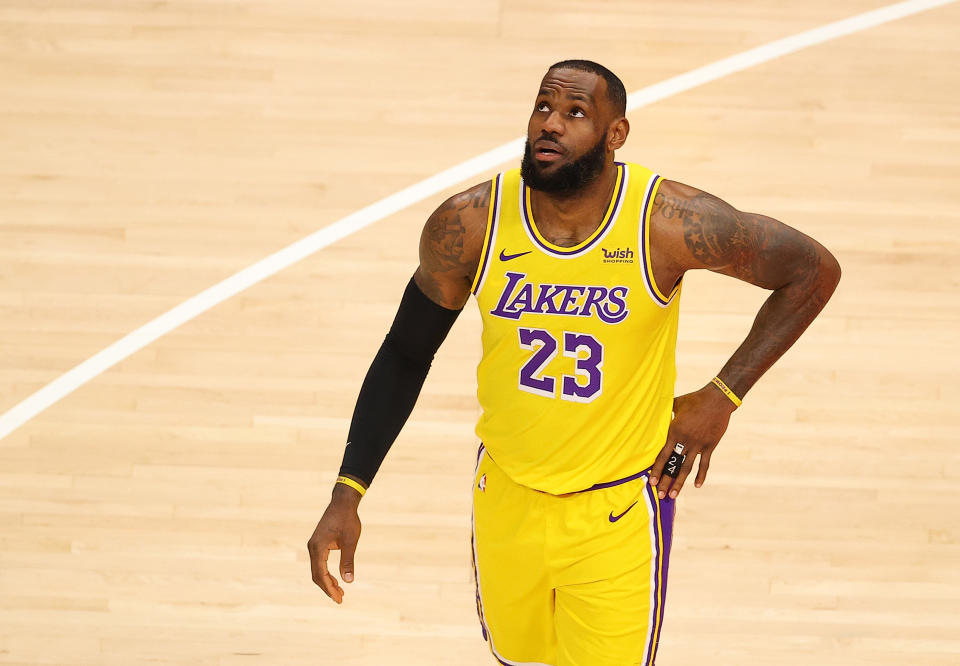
[608,501,638,523]
[499,249,532,261]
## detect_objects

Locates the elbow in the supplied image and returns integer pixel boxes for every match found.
[809,247,841,306]
[821,248,842,292]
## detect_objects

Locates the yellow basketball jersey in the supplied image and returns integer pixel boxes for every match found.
[470,162,682,495]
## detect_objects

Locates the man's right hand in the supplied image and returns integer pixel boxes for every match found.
[307,483,363,604]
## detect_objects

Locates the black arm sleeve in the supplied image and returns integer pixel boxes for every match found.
[338,277,462,487]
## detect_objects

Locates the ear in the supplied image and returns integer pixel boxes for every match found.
[607,117,629,150]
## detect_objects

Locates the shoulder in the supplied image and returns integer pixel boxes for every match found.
[416,179,494,308]
[421,181,491,258]
[651,178,732,228]
[419,180,492,274]
[649,179,750,272]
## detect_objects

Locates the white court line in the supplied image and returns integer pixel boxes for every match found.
[0,0,954,441]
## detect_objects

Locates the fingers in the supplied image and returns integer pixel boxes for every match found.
[308,539,344,604]
[648,437,676,488]
[320,546,345,603]
[694,451,712,488]
[652,388,727,497]
[339,537,358,584]
[657,447,714,498]
[660,449,695,499]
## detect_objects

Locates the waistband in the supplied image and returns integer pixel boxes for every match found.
[562,466,653,496]
[477,443,651,497]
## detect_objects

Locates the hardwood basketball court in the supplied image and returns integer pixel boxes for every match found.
[1,1,958,664]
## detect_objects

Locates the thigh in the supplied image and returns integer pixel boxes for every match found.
[472,448,557,665]
[554,482,675,666]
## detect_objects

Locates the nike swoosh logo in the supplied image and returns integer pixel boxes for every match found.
[499,249,532,262]
[609,501,638,523]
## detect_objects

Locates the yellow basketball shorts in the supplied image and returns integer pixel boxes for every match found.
[470,444,675,666]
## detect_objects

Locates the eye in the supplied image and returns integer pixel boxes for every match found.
[570,107,585,118]
[536,102,550,113]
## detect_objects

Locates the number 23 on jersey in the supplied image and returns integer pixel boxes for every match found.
[517,327,604,403]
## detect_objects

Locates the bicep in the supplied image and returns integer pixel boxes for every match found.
[414,182,489,309]
[666,181,834,290]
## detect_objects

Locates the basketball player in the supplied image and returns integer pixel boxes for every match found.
[308,60,840,665]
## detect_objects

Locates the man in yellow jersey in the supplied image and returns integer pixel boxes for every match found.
[308,60,841,665]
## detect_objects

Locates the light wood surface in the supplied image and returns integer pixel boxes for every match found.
[1,1,959,664]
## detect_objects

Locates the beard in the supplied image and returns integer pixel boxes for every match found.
[520,134,608,196]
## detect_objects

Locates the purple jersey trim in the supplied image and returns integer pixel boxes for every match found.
[639,174,670,306]
[472,174,502,296]
[520,163,626,257]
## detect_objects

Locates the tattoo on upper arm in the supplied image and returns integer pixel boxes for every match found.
[655,190,756,274]
[424,204,467,272]
[655,187,821,289]
[417,183,488,307]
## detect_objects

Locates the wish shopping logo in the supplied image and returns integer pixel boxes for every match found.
[601,247,634,264]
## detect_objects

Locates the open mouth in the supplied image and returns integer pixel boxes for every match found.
[534,141,564,162]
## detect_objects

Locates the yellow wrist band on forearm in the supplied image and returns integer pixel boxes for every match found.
[336,475,367,496]
[711,376,742,408]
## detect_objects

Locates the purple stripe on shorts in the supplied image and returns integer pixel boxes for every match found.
[642,481,676,666]
[470,506,489,642]
[470,447,489,642]
[643,481,662,666]
[658,493,676,599]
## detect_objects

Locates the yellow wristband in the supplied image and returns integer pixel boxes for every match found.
[336,475,367,496]
[711,376,742,408]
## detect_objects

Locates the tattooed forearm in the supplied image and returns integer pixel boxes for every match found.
[718,268,836,397]
[719,216,838,396]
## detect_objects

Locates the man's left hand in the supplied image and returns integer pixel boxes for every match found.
[649,384,737,499]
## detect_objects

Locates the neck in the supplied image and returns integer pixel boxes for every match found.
[529,160,619,247]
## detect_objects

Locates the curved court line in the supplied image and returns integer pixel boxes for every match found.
[0,0,953,441]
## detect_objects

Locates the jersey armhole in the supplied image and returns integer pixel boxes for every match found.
[640,175,682,308]
[470,174,503,296]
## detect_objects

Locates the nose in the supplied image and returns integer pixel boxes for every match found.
[542,109,564,135]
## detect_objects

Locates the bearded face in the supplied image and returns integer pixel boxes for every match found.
[520,133,607,196]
